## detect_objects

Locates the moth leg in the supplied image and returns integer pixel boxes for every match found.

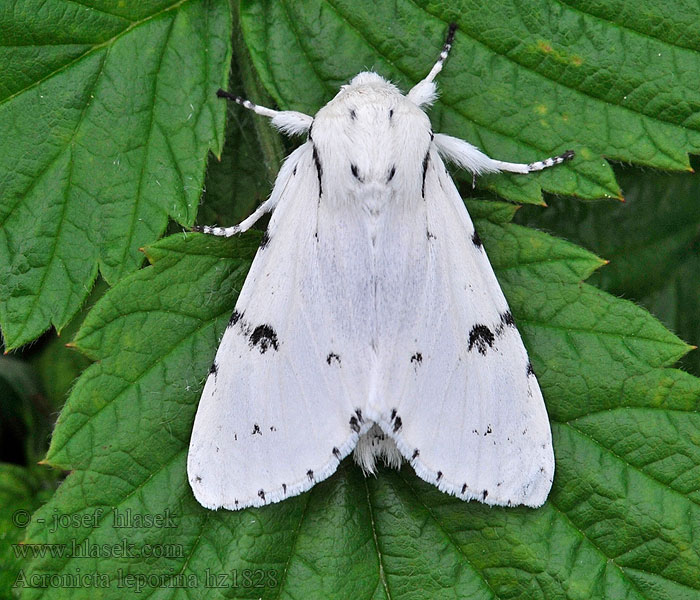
[193,90,313,237]
[408,23,457,107]
[191,201,272,237]
[216,89,312,136]
[433,133,574,176]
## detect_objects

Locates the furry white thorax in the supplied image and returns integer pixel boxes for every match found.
[311,72,432,212]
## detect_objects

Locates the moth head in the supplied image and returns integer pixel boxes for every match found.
[348,71,387,87]
[339,71,403,99]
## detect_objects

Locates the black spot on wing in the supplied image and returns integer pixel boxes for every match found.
[389,409,402,433]
[351,163,363,181]
[436,471,443,482]
[349,409,364,433]
[252,424,261,435]
[421,150,430,198]
[350,108,357,120]
[387,165,396,182]
[258,489,265,501]
[527,362,535,376]
[500,311,515,327]
[468,324,495,354]
[249,324,279,353]
[412,449,419,460]
[426,230,436,240]
[229,310,243,328]
[292,165,297,176]
[494,310,517,336]
[307,470,314,481]
[326,352,341,365]
[282,483,287,494]
[472,230,483,248]
[485,425,492,436]
[312,144,323,197]
[389,108,394,120]
[461,483,467,494]
[410,352,422,364]
[333,447,341,459]
[259,230,270,249]
[482,490,488,500]
[194,475,202,483]
[209,361,218,376]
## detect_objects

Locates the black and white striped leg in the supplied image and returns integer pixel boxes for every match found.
[493,149,575,174]
[191,224,241,237]
[216,89,279,119]
[526,150,575,172]
[191,197,276,237]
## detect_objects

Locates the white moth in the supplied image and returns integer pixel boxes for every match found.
[188,24,572,511]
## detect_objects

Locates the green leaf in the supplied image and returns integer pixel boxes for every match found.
[0,0,232,350]
[0,464,55,598]
[19,214,700,598]
[516,163,700,377]
[197,3,285,229]
[239,0,700,205]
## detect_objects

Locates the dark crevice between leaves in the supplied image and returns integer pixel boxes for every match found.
[232,1,285,183]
